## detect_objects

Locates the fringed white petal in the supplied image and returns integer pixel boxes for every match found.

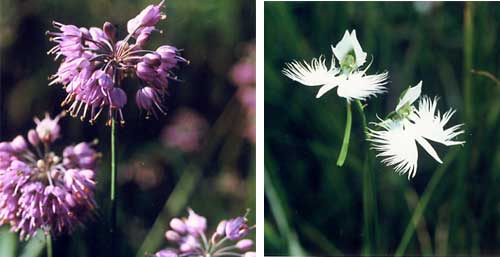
[336,71,388,101]
[411,96,465,146]
[282,56,339,87]
[368,121,418,179]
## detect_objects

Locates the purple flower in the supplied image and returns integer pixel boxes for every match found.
[34,112,62,143]
[0,113,99,240]
[236,239,253,251]
[47,1,186,126]
[153,209,255,257]
[127,0,165,35]
[154,249,178,257]
[161,108,208,153]
[243,252,256,257]
[10,136,27,152]
[225,216,250,240]
[185,208,207,235]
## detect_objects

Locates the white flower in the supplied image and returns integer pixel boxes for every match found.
[331,30,367,68]
[282,30,388,100]
[369,81,465,179]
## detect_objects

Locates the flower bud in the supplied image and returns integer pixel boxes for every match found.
[98,72,113,91]
[11,135,27,152]
[103,21,116,41]
[216,220,226,236]
[154,249,178,257]
[243,252,256,257]
[225,217,250,240]
[0,142,14,153]
[109,88,127,108]
[169,218,187,234]
[165,230,180,242]
[27,129,40,146]
[236,239,253,251]
[185,208,207,235]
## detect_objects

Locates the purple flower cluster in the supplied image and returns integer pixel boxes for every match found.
[154,209,255,257]
[47,0,186,126]
[0,113,99,240]
[161,108,208,153]
[230,42,256,144]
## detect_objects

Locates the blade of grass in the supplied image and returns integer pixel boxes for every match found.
[394,148,459,257]
[463,1,474,122]
[0,226,17,257]
[299,221,344,256]
[19,231,45,257]
[265,166,306,256]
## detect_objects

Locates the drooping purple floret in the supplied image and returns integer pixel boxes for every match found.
[47,0,186,126]
[0,113,99,240]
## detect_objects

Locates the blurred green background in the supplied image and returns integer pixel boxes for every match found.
[265,1,499,256]
[0,0,255,257]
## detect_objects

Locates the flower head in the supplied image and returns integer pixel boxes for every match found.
[0,113,99,240]
[161,109,208,153]
[331,30,367,69]
[47,1,186,126]
[283,29,388,100]
[368,81,465,178]
[155,209,255,257]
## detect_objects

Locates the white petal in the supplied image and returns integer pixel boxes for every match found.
[410,96,465,146]
[368,121,418,179]
[414,135,443,164]
[282,56,339,86]
[336,71,388,101]
[396,81,422,111]
[350,30,368,67]
[331,30,367,67]
[331,30,352,63]
[316,82,339,98]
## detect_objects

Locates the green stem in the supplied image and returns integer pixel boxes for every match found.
[394,149,459,257]
[110,119,117,254]
[336,101,352,167]
[356,100,378,255]
[46,234,52,257]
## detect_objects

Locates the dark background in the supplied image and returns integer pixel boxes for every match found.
[0,0,255,256]
[265,1,499,256]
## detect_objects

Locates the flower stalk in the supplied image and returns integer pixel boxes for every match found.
[110,118,117,252]
[336,101,352,167]
[46,234,53,257]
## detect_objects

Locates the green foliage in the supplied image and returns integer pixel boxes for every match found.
[265,1,499,256]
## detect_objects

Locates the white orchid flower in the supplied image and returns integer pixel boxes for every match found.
[368,81,465,179]
[282,29,388,100]
[331,30,367,69]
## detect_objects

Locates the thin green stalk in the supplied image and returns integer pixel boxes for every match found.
[336,101,352,166]
[464,2,474,122]
[110,119,117,254]
[46,234,52,257]
[394,149,459,257]
[356,100,379,255]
